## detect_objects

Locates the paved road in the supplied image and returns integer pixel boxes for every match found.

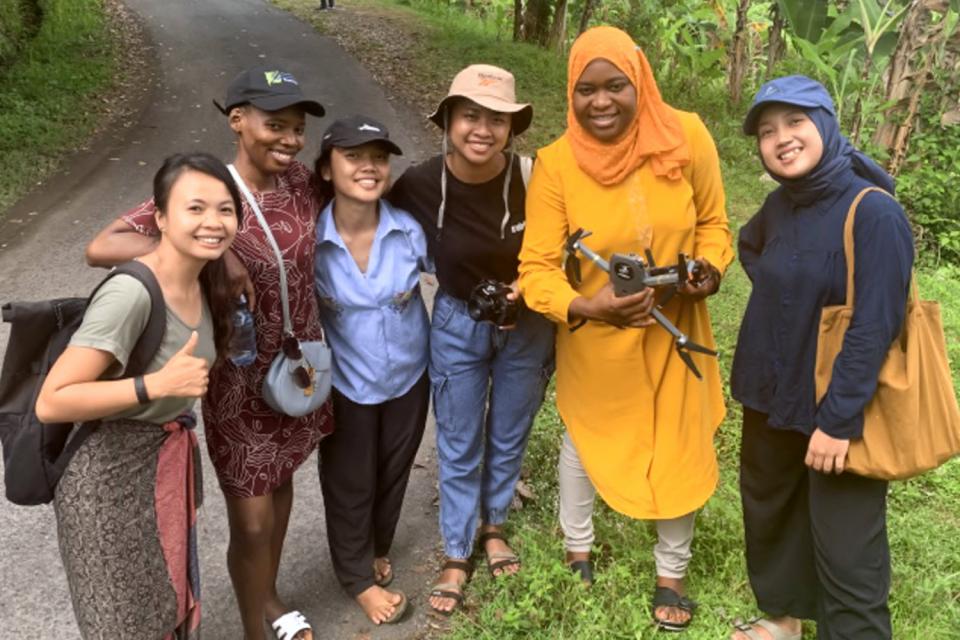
[0,1,441,638]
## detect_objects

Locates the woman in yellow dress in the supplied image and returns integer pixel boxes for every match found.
[518,26,733,632]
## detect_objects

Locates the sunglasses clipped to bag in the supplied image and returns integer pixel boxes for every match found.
[228,165,332,417]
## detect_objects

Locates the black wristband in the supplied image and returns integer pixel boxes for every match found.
[134,375,150,405]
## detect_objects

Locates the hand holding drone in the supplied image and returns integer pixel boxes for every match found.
[563,228,718,379]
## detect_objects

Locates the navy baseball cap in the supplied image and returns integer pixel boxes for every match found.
[743,75,835,135]
[320,115,403,156]
[215,65,325,117]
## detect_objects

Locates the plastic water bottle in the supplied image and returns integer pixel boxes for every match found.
[229,295,257,366]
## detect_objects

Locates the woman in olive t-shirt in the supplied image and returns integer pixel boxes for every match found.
[35,153,240,639]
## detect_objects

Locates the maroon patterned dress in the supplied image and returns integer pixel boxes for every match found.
[123,161,334,497]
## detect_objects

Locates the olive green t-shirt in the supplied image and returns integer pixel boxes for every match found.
[69,273,216,424]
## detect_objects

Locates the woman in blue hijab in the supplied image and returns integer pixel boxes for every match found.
[730,76,913,640]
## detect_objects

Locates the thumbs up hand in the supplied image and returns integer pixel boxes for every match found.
[145,331,209,399]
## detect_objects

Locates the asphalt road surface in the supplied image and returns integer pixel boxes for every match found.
[0,1,442,637]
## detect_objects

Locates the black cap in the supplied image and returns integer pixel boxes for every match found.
[216,65,325,117]
[320,115,403,156]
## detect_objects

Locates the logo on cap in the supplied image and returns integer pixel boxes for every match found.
[761,84,779,98]
[477,73,505,87]
[264,70,299,86]
[358,124,382,132]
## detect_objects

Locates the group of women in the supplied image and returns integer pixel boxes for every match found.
[38,22,912,640]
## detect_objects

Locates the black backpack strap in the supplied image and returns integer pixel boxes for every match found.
[89,261,166,377]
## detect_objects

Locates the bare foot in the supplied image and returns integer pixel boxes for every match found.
[731,616,802,640]
[428,561,469,614]
[355,585,404,625]
[654,576,691,628]
[480,525,520,577]
[373,556,392,585]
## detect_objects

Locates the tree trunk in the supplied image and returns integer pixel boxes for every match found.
[848,50,873,145]
[514,0,523,41]
[546,0,568,51]
[872,0,950,173]
[521,0,552,44]
[766,2,786,78]
[578,0,597,36]
[729,0,752,104]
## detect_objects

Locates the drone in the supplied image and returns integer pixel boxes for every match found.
[562,228,717,379]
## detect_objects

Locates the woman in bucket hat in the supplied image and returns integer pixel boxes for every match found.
[85,65,331,640]
[518,26,733,631]
[311,115,429,626]
[387,64,556,616]
[730,76,911,640]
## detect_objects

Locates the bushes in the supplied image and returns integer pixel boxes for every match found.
[0,0,115,213]
[0,0,40,68]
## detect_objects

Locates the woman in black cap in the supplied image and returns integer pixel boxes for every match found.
[311,115,429,625]
[85,65,329,640]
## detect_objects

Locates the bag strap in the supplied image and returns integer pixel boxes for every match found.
[841,186,917,307]
[227,164,294,337]
[87,260,166,376]
[52,261,166,475]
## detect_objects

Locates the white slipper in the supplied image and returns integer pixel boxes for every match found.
[271,610,312,640]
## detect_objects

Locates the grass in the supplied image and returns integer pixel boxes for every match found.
[273,1,960,636]
[0,0,117,215]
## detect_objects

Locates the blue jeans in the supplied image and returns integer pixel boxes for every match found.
[430,290,556,558]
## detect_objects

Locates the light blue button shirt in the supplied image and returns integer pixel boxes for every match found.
[314,199,430,405]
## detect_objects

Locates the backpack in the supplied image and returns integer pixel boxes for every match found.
[0,261,165,505]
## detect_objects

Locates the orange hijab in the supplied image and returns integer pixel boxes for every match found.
[565,26,689,185]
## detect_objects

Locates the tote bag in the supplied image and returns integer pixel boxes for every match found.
[814,187,960,480]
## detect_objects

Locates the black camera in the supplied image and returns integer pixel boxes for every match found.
[467,279,521,326]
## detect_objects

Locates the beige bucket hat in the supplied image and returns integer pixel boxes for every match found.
[428,64,533,135]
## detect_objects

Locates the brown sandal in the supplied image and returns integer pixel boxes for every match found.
[428,559,472,617]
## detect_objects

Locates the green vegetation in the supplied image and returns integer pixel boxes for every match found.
[275,0,960,636]
[0,1,40,68]
[0,0,117,214]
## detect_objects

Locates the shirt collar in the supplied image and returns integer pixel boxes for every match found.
[317,199,406,249]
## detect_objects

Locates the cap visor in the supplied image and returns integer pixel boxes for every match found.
[250,95,326,117]
[743,97,821,135]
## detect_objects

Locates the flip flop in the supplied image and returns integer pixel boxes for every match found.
[732,617,802,640]
[381,590,408,625]
[374,557,394,587]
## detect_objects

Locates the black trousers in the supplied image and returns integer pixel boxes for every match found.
[319,373,429,597]
[740,407,891,640]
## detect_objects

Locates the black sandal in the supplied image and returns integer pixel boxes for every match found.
[428,559,472,617]
[651,585,697,632]
[568,559,594,585]
[477,530,521,577]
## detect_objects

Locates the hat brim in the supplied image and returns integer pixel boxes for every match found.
[429,95,533,136]
[742,97,824,135]
[247,94,326,117]
[322,137,404,157]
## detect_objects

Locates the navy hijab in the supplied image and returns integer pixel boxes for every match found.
[743,75,894,205]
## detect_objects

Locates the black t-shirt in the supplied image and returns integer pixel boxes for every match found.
[387,154,526,301]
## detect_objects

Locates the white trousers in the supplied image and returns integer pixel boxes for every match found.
[558,431,696,579]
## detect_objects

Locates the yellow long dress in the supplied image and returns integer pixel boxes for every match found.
[518,110,734,519]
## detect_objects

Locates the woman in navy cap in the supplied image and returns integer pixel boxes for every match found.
[730,76,913,640]
[85,65,329,640]
[311,115,429,626]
